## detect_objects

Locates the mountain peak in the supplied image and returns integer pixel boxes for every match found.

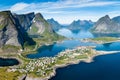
[0,10,11,13]
[35,13,43,19]
[48,18,55,21]
[104,15,110,18]
[68,19,94,31]
[47,18,63,31]
[91,15,120,33]
[0,10,12,18]
[99,15,110,21]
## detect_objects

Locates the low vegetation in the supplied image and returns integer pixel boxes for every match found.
[91,37,119,42]
[1,45,20,53]
[84,37,120,44]
[0,68,21,80]
[0,25,4,30]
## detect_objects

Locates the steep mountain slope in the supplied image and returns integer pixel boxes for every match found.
[47,18,63,31]
[0,11,35,50]
[0,11,23,47]
[28,13,52,34]
[13,12,35,31]
[91,15,120,33]
[28,13,63,40]
[68,20,94,33]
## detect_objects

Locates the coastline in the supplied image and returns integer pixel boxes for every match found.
[46,49,118,80]
[0,41,119,80]
[0,48,118,80]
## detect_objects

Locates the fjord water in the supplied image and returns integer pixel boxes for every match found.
[95,42,120,51]
[50,52,120,80]
[27,28,95,58]
[48,29,120,80]
[57,28,94,39]
[0,58,19,67]
[27,40,97,58]
[27,28,120,80]
[27,28,120,58]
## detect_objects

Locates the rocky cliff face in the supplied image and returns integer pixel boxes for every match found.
[13,12,35,31]
[0,10,64,49]
[91,15,120,33]
[28,13,55,35]
[47,18,63,31]
[68,20,94,33]
[0,11,23,47]
[28,13,64,40]
[0,11,35,48]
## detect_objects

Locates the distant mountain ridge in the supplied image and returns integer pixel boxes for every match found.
[47,18,64,31]
[47,18,94,32]
[67,20,94,32]
[91,15,120,33]
[112,16,120,24]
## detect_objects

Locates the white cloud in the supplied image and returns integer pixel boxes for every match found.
[8,0,120,24]
[9,0,120,13]
[10,2,29,12]
[107,11,120,18]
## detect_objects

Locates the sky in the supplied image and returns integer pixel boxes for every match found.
[0,0,120,24]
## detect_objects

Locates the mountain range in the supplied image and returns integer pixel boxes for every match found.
[67,20,94,33]
[0,10,120,50]
[47,18,94,33]
[47,15,120,34]
[0,10,62,51]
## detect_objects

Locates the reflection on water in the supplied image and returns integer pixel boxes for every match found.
[27,29,120,58]
[57,28,120,38]
[57,28,94,39]
[27,40,97,58]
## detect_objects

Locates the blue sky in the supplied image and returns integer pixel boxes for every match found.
[0,0,120,24]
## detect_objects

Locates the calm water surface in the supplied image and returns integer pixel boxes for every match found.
[50,53,120,80]
[27,29,96,58]
[27,40,97,58]
[0,58,19,67]
[27,28,120,80]
[27,29,120,58]
[57,28,94,39]
[95,42,120,51]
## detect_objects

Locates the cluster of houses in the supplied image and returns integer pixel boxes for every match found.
[57,46,91,58]
[8,46,93,77]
